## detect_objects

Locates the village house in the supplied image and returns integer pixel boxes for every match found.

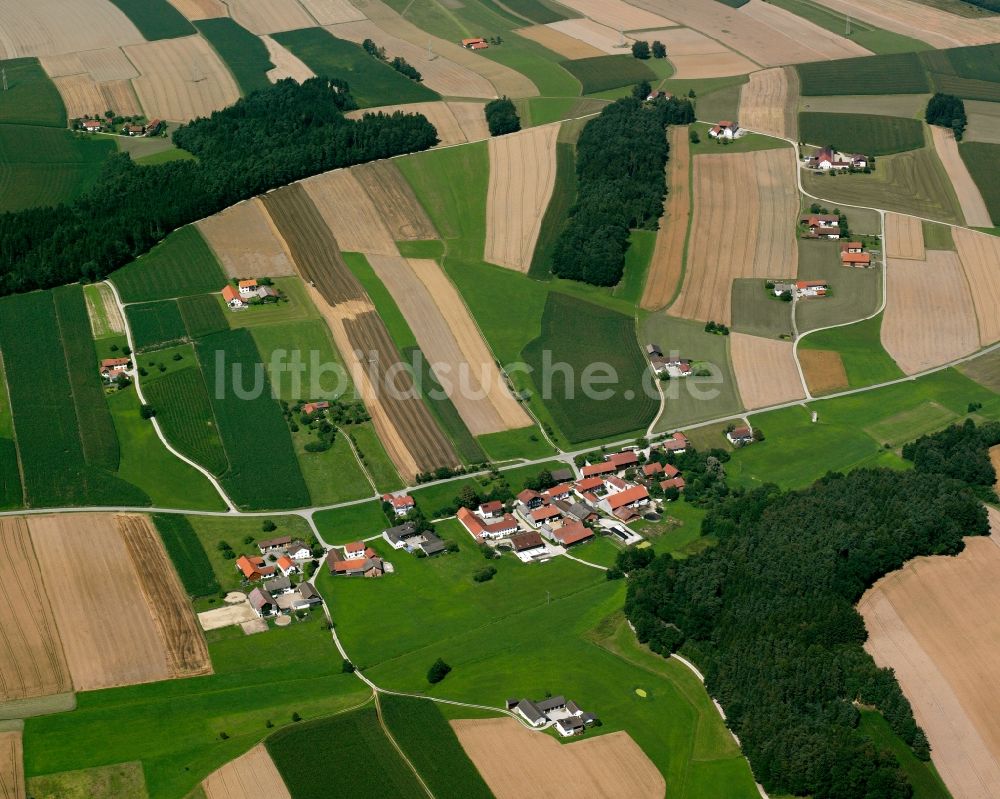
[145,119,162,136]
[665,358,693,378]
[286,540,312,560]
[222,284,247,310]
[417,532,447,556]
[100,357,131,381]
[530,504,563,528]
[516,488,544,510]
[660,431,689,453]
[461,36,488,49]
[248,587,277,618]
[264,574,292,595]
[603,475,629,495]
[840,250,871,268]
[383,493,415,517]
[642,462,665,478]
[478,500,503,519]
[236,555,276,581]
[599,485,651,522]
[258,535,292,554]
[276,555,299,577]
[797,280,828,298]
[344,541,366,560]
[457,506,519,541]
[806,147,868,171]
[661,475,686,492]
[544,520,594,548]
[708,120,741,140]
[608,451,639,471]
[122,123,145,136]
[82,119,103,132]
[552,498,596,525]
[302,401,330,416]
[509,531,548,561]
[382,520,422,549]
[238,279,258,296]
[800,214,841,239]
[573,476,605,501]
[581,461,616,479]
[328,548,384,578]
[292,582,322,610]
[542,483,574,503]
[727,425,754,446]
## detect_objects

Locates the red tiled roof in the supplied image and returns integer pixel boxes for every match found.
[458,506,485,537]
[554,522,593,546]
[510,531,544,551]
[730,426,752,438]
[797,280,827,289]
[332,556,368,573]
[238,279,258,289]
[530,505,562,522]
[574,477,604,492]
[101,357,130,369]
[277,555,294,570]
[517,489,541,503]
[605,485,649,510]
[608,451,638,468]
[582,462,616,477]
[544,483,573,498]
[222,285,240,302]
[840,252,871,264]
[661,463,679,478]
[661,476,686,490]
[382,493,414,509]
[642,462,663,477]
[479,500,502,513]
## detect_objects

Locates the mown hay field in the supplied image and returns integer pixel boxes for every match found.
[813,0,1000,48]
[739,67,798,139]
[167,0,226,21]
[226,0,314,34]
[641,125,690,310]
[964,99,1000,144]
[798,112,924,154]
[49,74,141,120]
[515,25,604,60]
[0,730,22,799]
[739,0,872,60]
[302,168,397,255]
[262,34,316,83]
[557,0,675,29]
[546,19,630,55]
[351,160,438,241]
[885,212,926,260]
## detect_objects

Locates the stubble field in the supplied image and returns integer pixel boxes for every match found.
[953,226,1000,346]
[738,67,798,139]
[351,160,438,241]
[167,0,226,21]
[202,744,290,799]
[928,124,993,227]
[730,333,805,408]
[347,101,488,147]
[262,34,316,83]
[885,212,926,260]
[196,198,297,278]
[812,0,1000,48]
[555,0,675,29]
[302,168,397,255]
[0,0,143,59]
[641,124,690,310]
[0,731,22,799]
[50,74,141,120]
[514,25,604,60]
[226,0,314,33]
[739,0,872,59]
[545,19,630,56]
[799,348,849,394]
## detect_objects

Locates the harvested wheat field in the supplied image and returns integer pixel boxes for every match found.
[351,160,438,240]
[633,28,757,79]
[126,36,240,122]
[447,101,491,142]
[814,0,1000,48]
[197,198,297,278]
[0,0,143,60]
[739,67,798,139]
[117,515,211,679]
[262,35,316,83]
[670,148,798,325]
[884,212,925,260]
[882,252,978,374]
[346,101,483,147]
[0,732,23,799]
[730,333,804,408]
[930,125,993,227]
[642,125,690,310]
[860,507,1000,799]
[302,169,397,255]
[740,0,872,59]
[485,124,559,272]
[167,0,226,20]
[0,518,71,702]
[41,48,139,82]
[227,0,315,33]
[514,25,604,60]
[203,744,290,799]
[954,227,1000,345]
[86,284,125,337]
[300,0,366,24]
[328,20,496,98]
[453,718,664,799]
[52,75,142,120]
[557,0,675,30]
[546,19,630,55]
[799,348,848,394]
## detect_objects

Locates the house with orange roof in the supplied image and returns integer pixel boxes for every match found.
[661,432,689,453]
[530,505,563,528]
[478,500,503,518]
[238,278,258,296]
[581,461,616,479]
[608,451,639,471]
[457,506,519,541]
[236,554,276,582]
[599,485,650,521]
[661,476,686,493]
[276,555,299,577]
[382,493,415,517]
[329,555,384,577]
[222,284,247,310]
[516,489,544,510]
[344,541,366,560]
[100,357,131,381]
[542,483,574,502]
[461,37,488,49]
[547,521,594,547]
[796,280,828,298]
[840,251,871,268]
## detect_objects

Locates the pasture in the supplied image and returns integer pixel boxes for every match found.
[126,301,187,351]
[0,58,67,127]
[560,55,656,94]
[731,280,795,339]
[112,226,227,303]
[293,427,372,505]
[797,52,930,95]
[195,18,275,95]
[312,499,386,545]
[348,422,404,492]
[799,314,904,388]
[795,239,882,332]
[798,112,924,154]
[105,0,194,39]
[960,141,1000,224]
[249,317,352,403]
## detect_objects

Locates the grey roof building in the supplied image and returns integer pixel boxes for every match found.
[264,574,291,594]
[419,533,447,556]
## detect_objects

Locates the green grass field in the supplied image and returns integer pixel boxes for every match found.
[798,112,925,154]
[960,141,1000,224]
[529,140,576,279]
[858,710,951,799]
[795,240,882,332]
[614,229,657,306]
[798,52,930,95]
[224,277,317,331]
[126,300,187,351]
[178,293,228,339]
[799,314,904,389]
[293,427,372,505]
[313,499,388,544]
[112,227,227,303]
[516,96,606,128]
[27,762,147,799]
[250,317,353,403]
[342,253,418,350]
[922,221,956,249]
[151,513,219,598]
[348,421,403,492]
[731,280,795,339]
[0,356,21,509]
[409,461,562,517]
[688,123,789,155]
[477,425,555,461]
[694,84,743,125]
[272,28,439,108]
[104,0,194,38]
[561,55,656,94]
[195,18,274,95]
[0,58,67,126]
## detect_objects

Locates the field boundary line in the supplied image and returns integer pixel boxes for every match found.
[374,690,436,798]
[0,350,27,509]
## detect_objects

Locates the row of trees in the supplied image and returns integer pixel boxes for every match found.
[361,38,423,82]
[631,40,668,59]
[0,78,438,296]
[484,96,520,136]
[623,421,1000,797]
[925,92,967,140]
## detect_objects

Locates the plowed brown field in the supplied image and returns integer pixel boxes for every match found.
[302,169,397,255]
[0,518,70,702]
[739,67,798,139]
[0,0,143,59]
[813,0,1000,48]
[126,36,240,122]
[0,732,23,799]
[346,101,485,147]
[882,252,978,374]
[884,213,925,260]
[642,124,690,310]
[860,507,1000,799]
[203,744,290,799]
[167,0,226,20]
[556,0,675,30]
[453,718,665,799]
[669,148,798,324]
[197,198,297,278]
[514,25,604,60]
[929,125,993,227]
[262,35,316,83]
[799,348,848,394]
[485,123,559,272]
[52,74,142,120]
[352,160,438,240]
[954,227,1000,345]
[740,0,871,59]
[227,0,315,33]
[730,333,804,408]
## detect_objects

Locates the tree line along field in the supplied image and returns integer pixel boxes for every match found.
[960,141,1000,222]
[195,18,276,96]
[798,112,925,154]
[111,227,228,304]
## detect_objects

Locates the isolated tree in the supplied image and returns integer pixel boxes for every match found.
[652,40,667,58]
[262,519,277,532]
[633,80,652,101]
[139,404,155,419]
[427,657,452,684]
[631,40,651,59]
[484,96,520,135]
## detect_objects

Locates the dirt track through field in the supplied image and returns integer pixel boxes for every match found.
[882,252,979,374]
[0,518,70,702]
[203,744,290,799]
[117,515,211,679]
[813,0,1000,48]
[126,35,240,122]
[0,0,144,59]
[453,718,665,799]
[953,226,1000,346]
[740,0,872,59]
[346,101,487,147]
[739,68,798,139]
[52,74,142,120]
[197,199,297,278]
[929,125,993,227]
[167,0,226,20]
[670,148,798,325]
[262,35,316,84]
[859,507,1000,799]
[0,732,23,799]
[557,0,675,30]
[227,0,315,33]
[515,25,604,60]
[352,160,438,240]
[303,169,398,256]
[642,125,690,310]
[730,333,804,408]
[799,349,848,394]
[485,124,559,272]
[884,212,926,260]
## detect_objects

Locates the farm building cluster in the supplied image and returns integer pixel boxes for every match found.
[460,37,489,50]
[508,695,600,737]
[327,540,391,578]
[237,535,323,619]
[772,280,828,299]
[646,343,692,377]
[708,121,743,140]
[804,146,869,172]
[99,356,132,383]
[222,278,281,310]
[76,115,164,137]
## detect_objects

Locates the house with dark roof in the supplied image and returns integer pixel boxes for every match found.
[727,425,754,446]
[509,531,547,561]
[258,535,292,553]
[506,695,598,736]
[418,533,447,556]
[292,582,322,609]
[382,521,422,550]
[264,574,292,595]
[248,587,277,617]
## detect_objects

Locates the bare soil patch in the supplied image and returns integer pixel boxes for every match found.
[0,731,23,799]
[812,0,1000,48]
[929,125,993,227]
[884,212,925,260]
[556,0,676,30]
[203,744,290,799]
[730,333,804,408]
[352,160,438,240]
[739,67,797,139]
[262,35,316,84]
[167,0,226,21]
[52,74,142,120]
[882,251,979,374]
[642,124,690,310]
[0,518,70,702]
[0,0,143,60]
[859,507,1000,799]
[669,148,798,325]
[954,226,1000,345]
[198,602,256,631]
[197,198,297,278]
[740,0,872,59]
[799,348,848,394]
[125,36,240,122]
[302,169,398,255]
[546,19,630,55]
[452,717,665,799]
[299,0,366,24]
[485,123,559,272]
[227,0,314,33]
[515,25,604,60]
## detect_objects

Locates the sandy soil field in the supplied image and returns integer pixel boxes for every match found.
[884,212,925,260]
[739,68,798,139]
[642,125,690,311]
[0,0,143,60]
[198,602,256,631]
[453,718,665,799]
[351,160,438,240]
[126,36,240,122]
[485,124,559,272]
[992,445,1000,491]
[965,100,1000,145]
[328,19,496,98]
[813,0,1000,48]
[52,75,142,120]
[953,227,1000,345]
[347,101,484,147]
[86,284,125,338]
[0,731,23,799]
[167,0,226,20]
[227,0,315,33]
[0,518,70,702]
[300,0,366,24]
[262,35,316,84]
[740,0,872,59]
[546,19,630,55]
[197,199,297,278]
[514,25,604,60]
[203,744,290,799]
[730,333,804,408]
[799,348,848,394]
[557,0,676,30]
[352,0,536,98]
[860,507,1000,799]
[929,125,993,227]
[118,515,211,679]
[882,252,979,374]
[303,169,397,255]
[29,514,171,692]
[670,148,798,325]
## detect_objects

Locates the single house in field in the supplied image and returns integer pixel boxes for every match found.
[457,507,519,541]
[383,493,415,517]
[100,357,131,381]
[646,343,663,358]
[383,521,422,550]
[301,401,330,416]
[507,696,598,736]
[509,531,548,561]
[82,119,103,132]
[248,587,277,617]
[238,279,258,296]
[841,251,871,267]
[222,284,246,309]
[796,280,828,298]
[145,119,162,136]
[708,120,740,140]
[727,425,754,446]
[123,123,144,136]
[461,36,488,49]
[259,536,292,553]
